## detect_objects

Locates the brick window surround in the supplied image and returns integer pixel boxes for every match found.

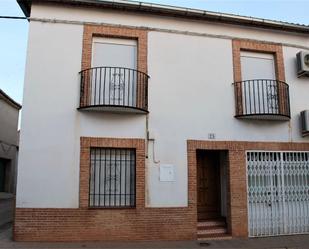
[80,137,145,208]
[187,140,309,238]
[80,24,148,109]
[232,40,286,116]
[82,24,147,72]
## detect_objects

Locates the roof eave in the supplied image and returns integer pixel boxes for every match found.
[16,0,309,34]
[17,0,31,17]
[0,89,22,110]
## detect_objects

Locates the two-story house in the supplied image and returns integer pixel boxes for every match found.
[16,0,309,242]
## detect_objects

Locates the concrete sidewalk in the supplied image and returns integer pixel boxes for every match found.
[1,224,309,249]
[0,193,14,227]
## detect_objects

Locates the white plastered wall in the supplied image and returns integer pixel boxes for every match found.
[16,21,84,208]
[16,4,309,208]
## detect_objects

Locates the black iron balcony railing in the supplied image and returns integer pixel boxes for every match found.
[234,79,290,120]
[79,67,149,113]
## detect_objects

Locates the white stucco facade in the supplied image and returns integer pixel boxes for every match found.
[16,3,309,208]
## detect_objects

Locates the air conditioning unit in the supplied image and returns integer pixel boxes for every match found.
[296,51,309,77]
[301,110,309,137]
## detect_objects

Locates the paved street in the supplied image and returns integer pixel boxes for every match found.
[1,223,309,249]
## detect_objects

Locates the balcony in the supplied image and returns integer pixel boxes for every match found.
[79,67,149,114]
[234,79,290,120]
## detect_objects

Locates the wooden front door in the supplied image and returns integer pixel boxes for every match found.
[197,151,221,221]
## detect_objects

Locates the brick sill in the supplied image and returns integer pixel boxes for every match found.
[87,206,136,210]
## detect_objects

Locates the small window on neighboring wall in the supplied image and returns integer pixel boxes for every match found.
[0,159,7,192]
[89,148,136,208]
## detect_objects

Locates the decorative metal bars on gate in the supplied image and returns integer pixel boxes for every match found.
[247,151,309,237]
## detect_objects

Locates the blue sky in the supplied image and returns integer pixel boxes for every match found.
[0,0,308,104]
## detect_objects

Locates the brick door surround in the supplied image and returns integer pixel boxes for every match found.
[187,140,309,237]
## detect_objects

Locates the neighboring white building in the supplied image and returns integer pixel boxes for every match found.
[16,0,309,242]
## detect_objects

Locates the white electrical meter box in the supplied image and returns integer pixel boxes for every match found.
[159,164,175,182]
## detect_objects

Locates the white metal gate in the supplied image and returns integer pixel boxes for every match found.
[247,151,309,237]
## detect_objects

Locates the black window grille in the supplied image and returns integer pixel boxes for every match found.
[89,148,136,208]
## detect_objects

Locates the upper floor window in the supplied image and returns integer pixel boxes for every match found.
[240,51,279,115]
[79,25,149,113]
[232,40,290,120]
[90,38,138,107]
[240,51,276,81]
[92,37,137,69]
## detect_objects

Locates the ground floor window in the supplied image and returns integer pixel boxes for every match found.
[89,148,136,208]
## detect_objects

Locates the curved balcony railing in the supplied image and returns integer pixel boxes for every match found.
[234,79,290,120]
[79,67,149,114]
